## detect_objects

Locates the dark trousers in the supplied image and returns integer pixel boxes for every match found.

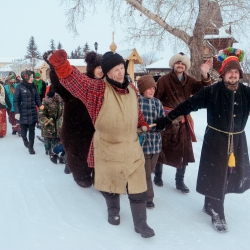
[175,165,187,182]
[155,163,187,182]
[20,123,36,141]
[144,153,159,202]
[101,191,147,205]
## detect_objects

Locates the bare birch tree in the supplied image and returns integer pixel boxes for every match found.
[60,0,250,79]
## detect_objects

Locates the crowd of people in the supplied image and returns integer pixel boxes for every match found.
[1,46,250,237]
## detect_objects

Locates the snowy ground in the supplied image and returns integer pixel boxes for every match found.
[0,109,250,250]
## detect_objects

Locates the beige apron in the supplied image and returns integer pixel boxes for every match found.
[93,80,147,194]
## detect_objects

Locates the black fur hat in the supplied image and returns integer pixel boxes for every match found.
[84,51,102,78]
[101,51,125,76]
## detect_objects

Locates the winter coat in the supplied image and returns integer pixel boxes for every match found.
[4,83,18,112]
[13,81,41,124]
[0,84,11,110]
[168,81,250,200]
[38,93,63,138]
[155,70,211,168]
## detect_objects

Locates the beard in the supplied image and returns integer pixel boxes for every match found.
[224,78,239,91]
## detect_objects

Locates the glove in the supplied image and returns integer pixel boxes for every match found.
[49,50,73,78]
[15,113,20,120]
[155,116,172,130]
[140,122,150,132]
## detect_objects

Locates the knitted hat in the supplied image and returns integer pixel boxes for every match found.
[169,52,191,70]
[217,47,244,78]
[101,51,125,75]
[21,70,34,82]
[35,72,41,79]
[84,51,102,78]
[137,75,156,95]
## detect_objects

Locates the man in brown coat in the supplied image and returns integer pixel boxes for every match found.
[154,52,212,193]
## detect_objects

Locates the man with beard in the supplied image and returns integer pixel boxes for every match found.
[153,52,212,193]
[155,47,250,233]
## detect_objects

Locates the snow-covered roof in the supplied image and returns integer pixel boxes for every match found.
[68,59,86,66]
[0,64,12,71]
[204,27,237,41]
[116,50,134,59]
[146,57,173,69]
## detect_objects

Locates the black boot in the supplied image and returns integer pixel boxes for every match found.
[154,163,163,187]
[28,140,35,154]
[202,197,213,216]
[102,192,120,225]
[130,203,155,238]
[175,165,189,193]
[206,197,228,233]
[49,150,58,164]
[59,156,66,164]
[22,137,29,148]
[64,164,71,174]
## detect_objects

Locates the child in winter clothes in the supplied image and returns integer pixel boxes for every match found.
[137,75,165,208]
[38,90,63,163]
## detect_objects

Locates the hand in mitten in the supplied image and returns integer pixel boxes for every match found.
[155,116,172,130]
[43,50,54,65]
[140,122,150,132]
[15,113,20,120]
[49,50,73,78]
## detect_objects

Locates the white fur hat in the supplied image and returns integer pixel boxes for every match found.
[169,52,191,70]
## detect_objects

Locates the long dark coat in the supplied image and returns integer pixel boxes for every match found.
[13,81,41,124]
[47,69,94,184]
[168,81,250,200]
[155,70,211,168]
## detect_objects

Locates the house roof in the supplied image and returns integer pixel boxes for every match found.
[116,49,143,64]
[0,64,12,72]
[145,56,174,69]
[204,27,237,42]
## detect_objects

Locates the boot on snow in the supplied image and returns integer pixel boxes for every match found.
[49,150,58,164]
[102,193,120,226]
[130,203,155,238]
[176,181,190,193]
[22,137,29,148]
[211,213,228,233]
[175,165,189,193]
[64,164,71,174]
[154,163,163,187]
[28,140,35,154]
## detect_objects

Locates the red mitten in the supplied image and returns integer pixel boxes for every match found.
[49,50,73,78]
[140,122,150,132]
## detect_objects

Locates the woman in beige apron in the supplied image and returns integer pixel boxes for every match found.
[48,50,155,238]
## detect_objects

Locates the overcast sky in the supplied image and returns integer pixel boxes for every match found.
[1,0,247,60]
[1,0,171,59]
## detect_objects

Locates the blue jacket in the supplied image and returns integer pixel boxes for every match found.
[14,81,41,124]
